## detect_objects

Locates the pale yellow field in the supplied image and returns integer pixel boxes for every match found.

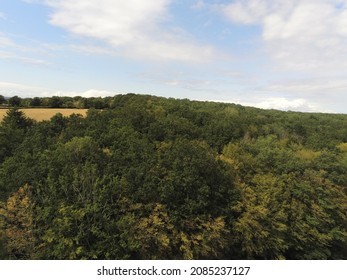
[0,108,88,122]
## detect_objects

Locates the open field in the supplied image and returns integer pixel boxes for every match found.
[0,108,88,122]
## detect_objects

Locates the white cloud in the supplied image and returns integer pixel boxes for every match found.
[207,96,319,112]
[221,0,347,72]
[0,32,52,66]
[0,48,50,66]
[0,82,48,96]
[37,0,218,62]
[251,97,317,112]
[222,0,296,25]
[0,81,116,98]
[231,75,347,112]
[48,89,115,98]
[217,0,347,113]
[46,0,169,46]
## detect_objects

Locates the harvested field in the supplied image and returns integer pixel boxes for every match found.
[0,108,88,122]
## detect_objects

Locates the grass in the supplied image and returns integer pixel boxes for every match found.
[0,108,88,122]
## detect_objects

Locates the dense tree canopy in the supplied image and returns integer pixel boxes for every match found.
[0,94,346,259]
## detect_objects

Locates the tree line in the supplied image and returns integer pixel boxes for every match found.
[0,94,113,109]
[0,94,346,259]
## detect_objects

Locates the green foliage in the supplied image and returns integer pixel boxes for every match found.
[1,107,33,130]
[0,185,35,259]
[230,174,289,259]
[0,95,6,105]
[30,97,41,107]
[8,96,21,107]
[222,135,347,259]
[0,201,7,258]
[0,108,34,173]
[0,94,346,259]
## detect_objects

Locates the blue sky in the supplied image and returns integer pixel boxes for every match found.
[1,0,347,113]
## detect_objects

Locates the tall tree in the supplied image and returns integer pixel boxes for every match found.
[1,107,33,130]
[8,96,21,107]
[0,95,6,105]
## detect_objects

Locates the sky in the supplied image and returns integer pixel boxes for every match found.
[1,0,347,113]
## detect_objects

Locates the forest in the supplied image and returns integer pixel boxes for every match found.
[0,93,346,260]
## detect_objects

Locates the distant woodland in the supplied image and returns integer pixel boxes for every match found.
[0,93,346,259]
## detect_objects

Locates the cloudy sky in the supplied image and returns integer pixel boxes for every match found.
[1,0,347,113]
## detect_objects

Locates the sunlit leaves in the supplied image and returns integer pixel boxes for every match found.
[1,185,35,259]
[222,136,347,259]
